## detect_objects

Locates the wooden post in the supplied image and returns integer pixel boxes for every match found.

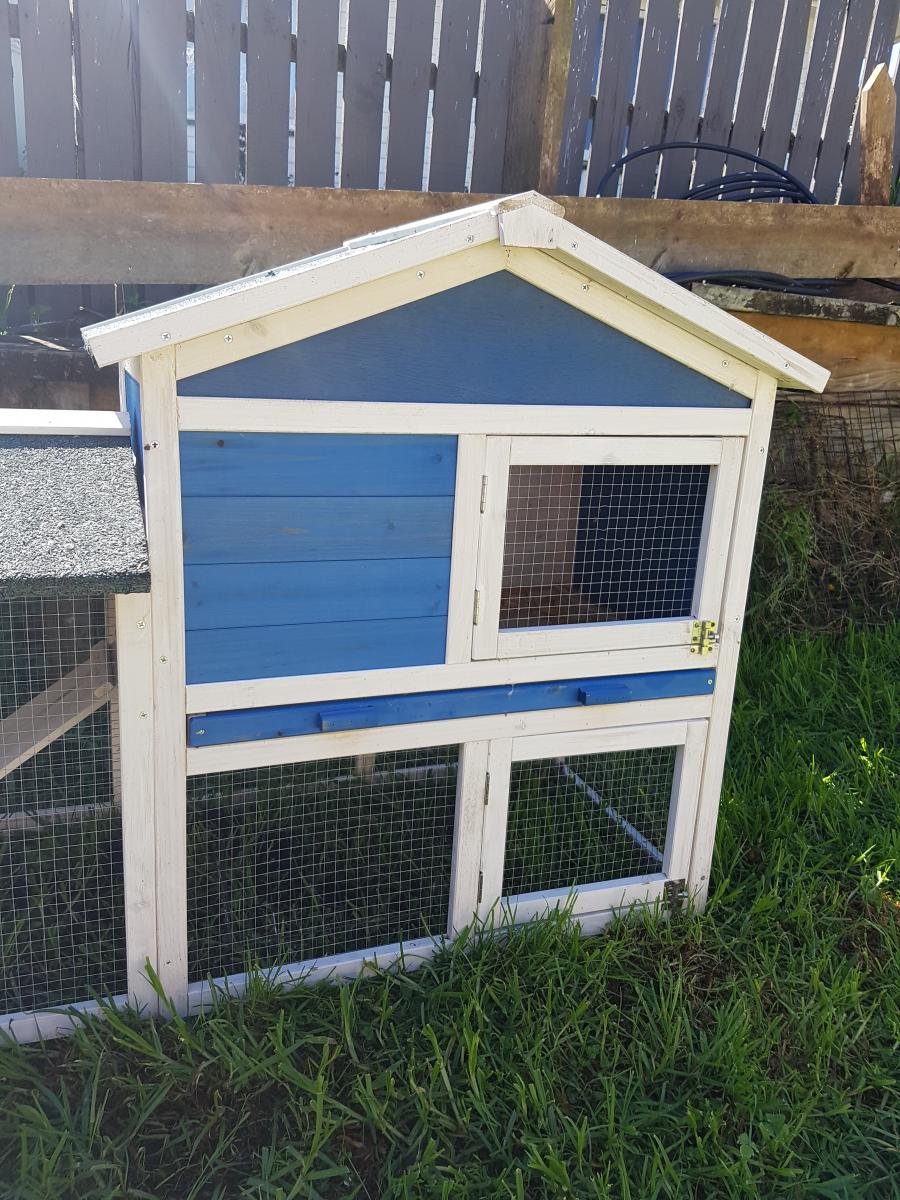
[859,64,896,206]
[538,0,577,194]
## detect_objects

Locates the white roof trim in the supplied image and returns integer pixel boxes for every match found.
[0,408,130,437]
[82,192,828,393]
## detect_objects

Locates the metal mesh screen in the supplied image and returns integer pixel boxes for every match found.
[187,746,460,981]
[500,464,710,629]
[502,746,677,898]
[0,597,124,1013]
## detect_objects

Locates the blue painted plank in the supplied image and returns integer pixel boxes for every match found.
[178,274,748,408]
[184,558,451,629]
[186,615,448,683]
[188,669,716,744]
[182,496,455,564]
[124,373,144,502]
[179,433,457,497]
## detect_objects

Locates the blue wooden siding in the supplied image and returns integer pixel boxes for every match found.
[187,669,716,745]
[124,372,144,500]
[178,273,748,408]
[181,431,457,684]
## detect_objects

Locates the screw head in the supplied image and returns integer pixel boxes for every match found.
[224,334,234,343]
[136,620,146,629]
[161,332,171,341]
[138,711,148,719]
[466,235,474,243]
[195,728,206,736]
[159,655,167,663]
[416,270,425,279]
[581,283,589,291]
[722,359,729,367]
[571,241,577,249]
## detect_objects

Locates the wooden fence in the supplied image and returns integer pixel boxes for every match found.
[0,0,897,204]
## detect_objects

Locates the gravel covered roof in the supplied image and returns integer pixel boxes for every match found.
[0,433,149,598]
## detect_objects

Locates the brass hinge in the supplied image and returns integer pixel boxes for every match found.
[484,771,490,805]
[690,619,719,655]
[663,878,687,913]
[480,474,488,513]
[473,588,482,625]
[477,871,484,905]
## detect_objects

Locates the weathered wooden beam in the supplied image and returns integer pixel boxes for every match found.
[538,0,577,193]
[859,63,896,206]
[0,178,899,284]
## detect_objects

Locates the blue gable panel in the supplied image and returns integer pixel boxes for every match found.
[124,372,144,501]
[178,273,748,408]
[188,669,717,745]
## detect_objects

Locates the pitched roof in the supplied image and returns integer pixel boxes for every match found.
[82,192,829,393]
[0,415,149,598]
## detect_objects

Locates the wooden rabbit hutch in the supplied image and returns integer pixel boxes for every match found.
[4,193,828,1032]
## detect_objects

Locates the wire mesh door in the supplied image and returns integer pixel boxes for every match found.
[473,436,742,659]
[185,744,463,997]
[0,596,125,1023]
[478,721,706,932]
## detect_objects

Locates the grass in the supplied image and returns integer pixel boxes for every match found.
[0,624,898,1198]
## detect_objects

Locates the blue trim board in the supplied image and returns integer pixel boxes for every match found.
[187,669,716,745]
[178,273,748,408]
[124,372,144,502]
[186,616,448,683]
[184,558,451,630]
[179,432,457,496]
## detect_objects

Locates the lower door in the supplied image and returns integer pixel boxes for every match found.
[477,719,707,933]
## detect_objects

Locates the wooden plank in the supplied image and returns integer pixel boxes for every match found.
[840,0,899,204]
[245,0,292,186]
[655,0,715,198]
[18,0,77,177]
[471,0,516,193]
[3,179,899,283]
[813,0,875,202]
[448,741,489,933]
[692,0,752,185]
[726,0,784,169]
[429,0,481,191]
[114,592,159,1014]
[138,346,188,1012]
[501,0,554,191]
[182,495,455,563]
[0,407,129,435]
[193,0,242,184]
[757,0,812,169]
[538,0,577,193]
[557,0,601,195]
[385,0,436,189]
[138,0,187,182]
[186,615,449,684]
[179,431,458,496]
[859,63,897,205]
[185,558,450,630]
[0,642,112,781]
[295,0,338,186]
[586,0,641,196]
[788,0,846,189]
[621,0,679,198]
[75,0,139,181]
[0,0,18,175]
[341,0,390,189]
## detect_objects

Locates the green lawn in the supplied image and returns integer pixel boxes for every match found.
[0,626,898,1199]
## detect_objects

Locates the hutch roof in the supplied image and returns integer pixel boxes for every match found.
[82,193,829,395]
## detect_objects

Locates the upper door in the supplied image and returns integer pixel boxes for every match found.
[473,436,742,660]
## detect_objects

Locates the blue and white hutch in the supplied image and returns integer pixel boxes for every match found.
[83,193,828,1013]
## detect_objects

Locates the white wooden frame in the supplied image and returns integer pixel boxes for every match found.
[472,434,742,661]
[476,720,707,932]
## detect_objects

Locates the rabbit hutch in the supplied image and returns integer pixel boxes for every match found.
[3,193,827,1035]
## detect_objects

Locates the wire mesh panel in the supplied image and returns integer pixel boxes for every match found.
[502,746,677,899]
[0,597,124,1013]
[187,746,460,981]
[500,464,711,629]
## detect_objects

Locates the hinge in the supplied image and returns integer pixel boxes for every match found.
[690,619,719,655]
[663,878,687,913]
[483,771,490,805]
[477,871,484,905]
[479,474,488,513]
[473,588,482,625]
